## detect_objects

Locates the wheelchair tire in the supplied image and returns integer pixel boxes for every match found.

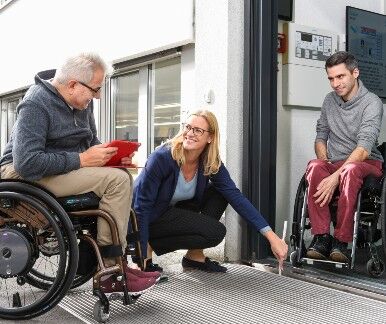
[381,179,386,261]
[290,250,302,268]
[93,300,110,323]
[0,182,78,320]
[291,175,310,252]
[366,259,385,278]
[25,236,96,290]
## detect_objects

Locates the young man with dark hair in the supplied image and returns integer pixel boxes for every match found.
[305,51,383,262]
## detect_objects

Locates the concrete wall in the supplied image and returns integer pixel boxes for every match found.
[276,0,386,241]
[194,0,244,261]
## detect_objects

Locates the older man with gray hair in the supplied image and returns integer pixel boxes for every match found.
[0,52,159,295]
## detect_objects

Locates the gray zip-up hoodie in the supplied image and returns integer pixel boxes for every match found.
[0,72,100,180]
[315,79,383,162]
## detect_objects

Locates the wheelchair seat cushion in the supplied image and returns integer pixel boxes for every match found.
[57,192,100,212]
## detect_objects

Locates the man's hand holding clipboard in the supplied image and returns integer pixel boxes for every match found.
[105,140,141,167]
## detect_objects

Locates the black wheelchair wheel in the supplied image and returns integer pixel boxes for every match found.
[291,175,310,254]
[25,236,95,290]
[366,259,385,278]
[381,178,386,261]
[0,183,78,320]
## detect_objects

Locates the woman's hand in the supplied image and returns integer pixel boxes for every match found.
[264,230,288,269]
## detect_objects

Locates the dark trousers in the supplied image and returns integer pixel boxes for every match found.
[149,186,228,256]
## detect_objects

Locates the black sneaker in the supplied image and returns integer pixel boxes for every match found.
[306,234,332,260]
[182,257,227,273]
[329,238,349,263]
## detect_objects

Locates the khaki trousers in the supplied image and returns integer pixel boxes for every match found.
[1,164,132,251]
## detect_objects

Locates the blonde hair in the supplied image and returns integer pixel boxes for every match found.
[170,109,221,175]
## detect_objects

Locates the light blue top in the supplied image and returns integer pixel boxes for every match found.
[170,169,198,205]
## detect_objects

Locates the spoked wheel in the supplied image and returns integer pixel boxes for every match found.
[366,259,385,278]
[291,175,311,258]
[0,182,78,320]
[382,179,386,261]
[290,250,302,267]
[25,235,95,290]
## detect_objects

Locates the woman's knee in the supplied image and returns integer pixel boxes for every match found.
[207,222,227,246]
[201,186,228,218]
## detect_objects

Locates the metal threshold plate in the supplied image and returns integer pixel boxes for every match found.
[59,264,386,324]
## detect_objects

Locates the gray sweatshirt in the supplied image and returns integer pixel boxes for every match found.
[0,72,100,180]
[315,79,383,162]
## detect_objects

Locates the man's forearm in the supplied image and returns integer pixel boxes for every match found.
[315,141,328,160]
[334,146,369,176]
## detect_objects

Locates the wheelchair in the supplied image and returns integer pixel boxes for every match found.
[290,154,386,278]
[0,178,144,322]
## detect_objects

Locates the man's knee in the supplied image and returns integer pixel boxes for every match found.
[306,159,327,172]
[340,162,363,179]
[106,168,133,189]
[306,159,330,181]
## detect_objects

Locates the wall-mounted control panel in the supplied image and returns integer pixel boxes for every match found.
[282,23,338,108]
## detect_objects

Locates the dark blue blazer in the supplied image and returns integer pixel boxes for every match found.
[132,145,270,257]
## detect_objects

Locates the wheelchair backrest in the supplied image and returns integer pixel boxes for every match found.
[377,142,386,170]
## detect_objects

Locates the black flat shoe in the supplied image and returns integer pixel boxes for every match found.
[182,257,227,273]
[145,260,163,273]
[131,256,163,272]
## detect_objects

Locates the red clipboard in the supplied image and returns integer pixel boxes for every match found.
[104,140,141,167]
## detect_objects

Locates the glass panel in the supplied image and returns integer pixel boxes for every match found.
[152,57,181,149]
[113,72,139,141]
[7,99,18,139]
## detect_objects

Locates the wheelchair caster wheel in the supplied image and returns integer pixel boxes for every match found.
[93,300,110,323]
[290,250,302,267]
[366,259,384,278]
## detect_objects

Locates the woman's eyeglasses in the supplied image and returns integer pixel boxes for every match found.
[182,123,211,137]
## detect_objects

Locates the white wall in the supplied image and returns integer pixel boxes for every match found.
[0,0,194,94]
[194,0,244,261]
[276,0,386,241]
[0,0,242,262]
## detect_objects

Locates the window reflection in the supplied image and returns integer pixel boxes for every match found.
[113,72,139,141]
[7,99,18,139]
[152,57,181,149]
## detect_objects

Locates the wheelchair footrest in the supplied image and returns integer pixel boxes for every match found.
[301,257,349,268]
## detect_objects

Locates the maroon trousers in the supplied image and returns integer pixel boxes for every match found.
[306,159,382,243]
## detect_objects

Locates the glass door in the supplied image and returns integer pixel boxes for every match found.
[150,57,181,150]
[111,71,139,141]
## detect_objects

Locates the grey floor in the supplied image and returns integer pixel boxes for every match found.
[59,264,386,324]
[2,254,386,324]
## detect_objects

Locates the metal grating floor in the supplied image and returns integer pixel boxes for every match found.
[59,264,386,324]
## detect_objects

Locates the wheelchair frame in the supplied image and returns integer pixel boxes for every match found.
[290,174,386,278]
[0,179,143,322]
